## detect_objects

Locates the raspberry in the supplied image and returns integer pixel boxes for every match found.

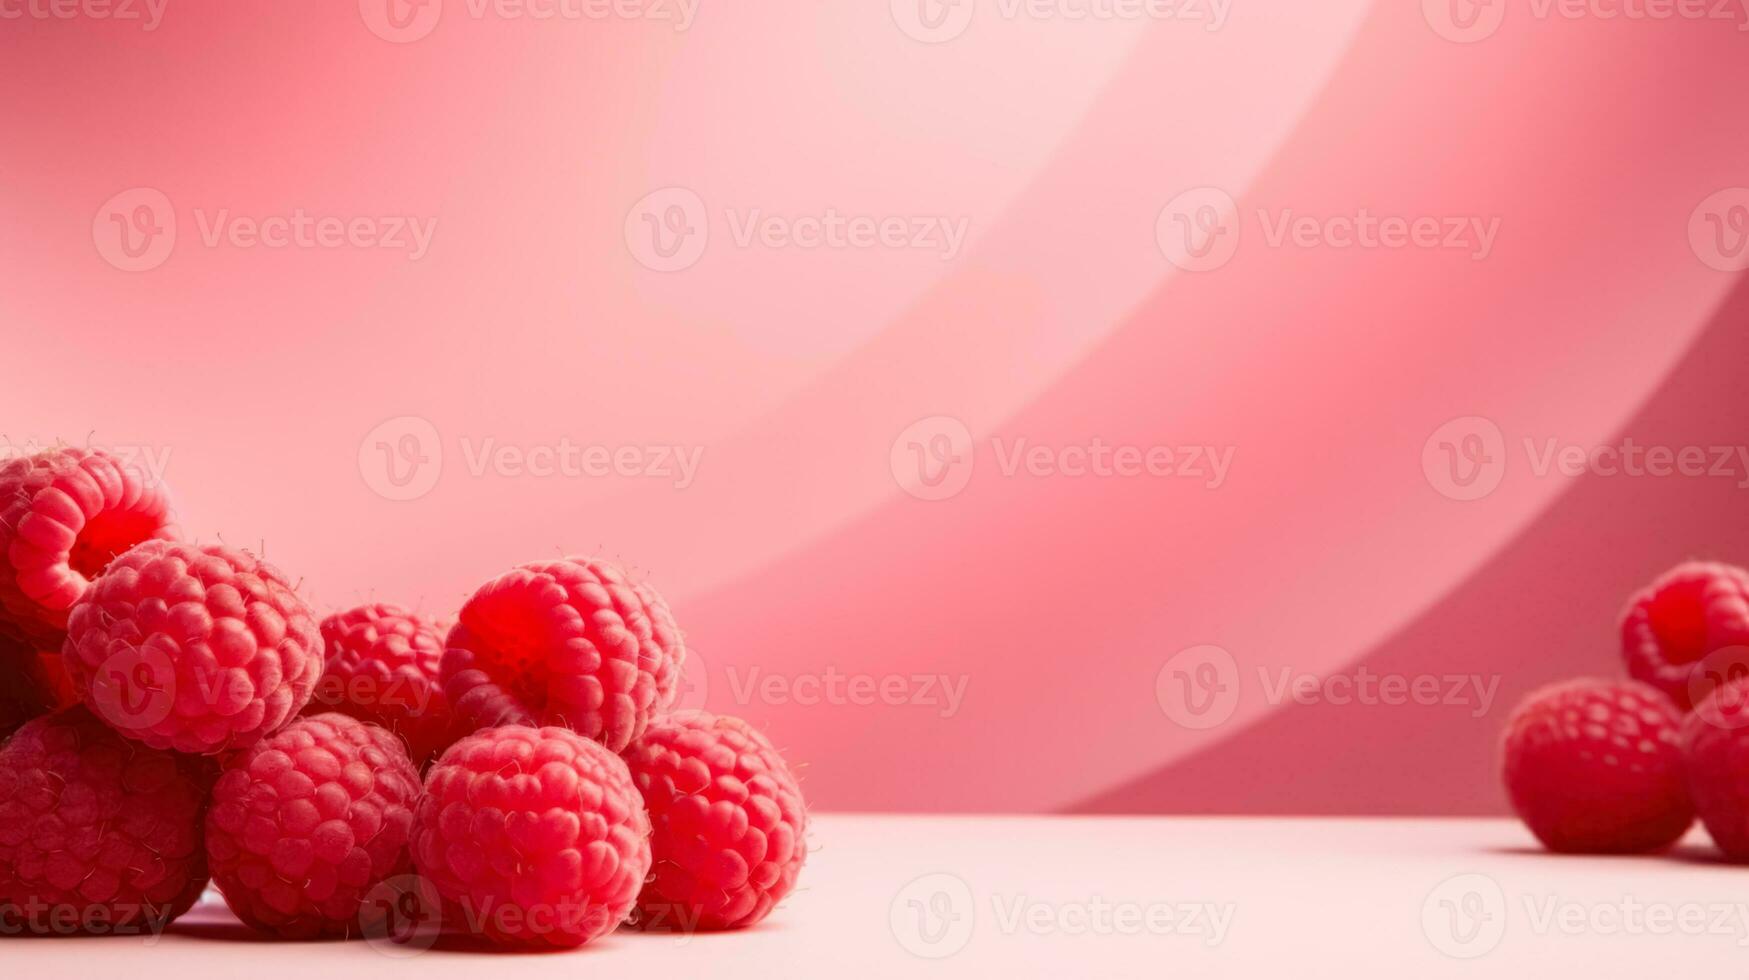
[412,725,651,948]
[63,540,323,754]
[1681,677,1749,860]
[313,604,460,766]
[0,706,212,935]
[622,710,807,931]
[1620,561,1749,710]
[1501,678,1693,853]
[0,448,176,645]
[205,713,421,938]
[442,558,683,752]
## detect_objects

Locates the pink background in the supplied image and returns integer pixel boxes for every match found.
[5,1,1749,814]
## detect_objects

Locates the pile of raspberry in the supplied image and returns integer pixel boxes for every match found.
[0,446,807,949]
[1503,560,1749,859]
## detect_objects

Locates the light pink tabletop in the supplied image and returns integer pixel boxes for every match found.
[8,816,1742,976]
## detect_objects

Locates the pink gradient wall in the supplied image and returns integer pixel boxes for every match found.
[5,1,1749,813]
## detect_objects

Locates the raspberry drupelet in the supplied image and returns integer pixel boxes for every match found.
[622,710,808,931]
[1501,678,1692,853]
[0,447,176,645]
[412,725,651,948]
[314,603,461,766]
[62,540,323,754]
[205,713,421,938]
[0,706,213,934]
[1681,676,1749,860]
[1620,561,1749,710]
[442,557,683,752]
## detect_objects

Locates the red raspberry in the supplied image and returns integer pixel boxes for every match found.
[412,725,651,948]
[0,706,212,935]
[1501,678,1693,853]
[623,710,807,931]
[313,604,460,766]
[205,713,421,938]
[0,448,176,645]
[442,558,683,752]
[63,540,324,754]
[1680,676,1749,860]
[1620,561,1749,710]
